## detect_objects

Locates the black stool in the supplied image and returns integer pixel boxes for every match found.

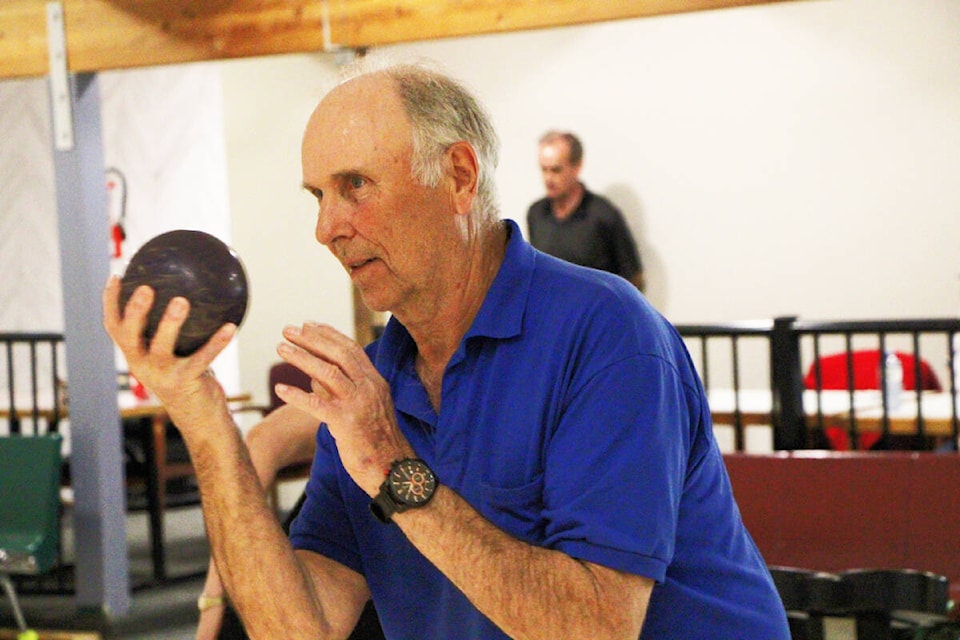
[769,567,951,640]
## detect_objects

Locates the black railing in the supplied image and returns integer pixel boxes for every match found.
[794,318,960,450]
[678,320,774,451]
[676,317,960,452]
[6,323,960,452]
[0,332,65,435]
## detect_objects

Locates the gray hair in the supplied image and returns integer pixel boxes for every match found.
[339,55,501,220]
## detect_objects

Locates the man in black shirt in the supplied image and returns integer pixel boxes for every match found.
[526,131,646,292]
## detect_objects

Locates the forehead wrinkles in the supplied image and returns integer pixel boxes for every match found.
[305,76,413,176]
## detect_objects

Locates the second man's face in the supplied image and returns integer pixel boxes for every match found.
[538,141,580,202]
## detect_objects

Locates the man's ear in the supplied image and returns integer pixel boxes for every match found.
[446,141,479,215]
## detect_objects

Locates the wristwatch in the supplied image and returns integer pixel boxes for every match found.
[370,458,438,524]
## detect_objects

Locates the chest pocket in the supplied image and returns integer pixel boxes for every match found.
[462,473,547,545]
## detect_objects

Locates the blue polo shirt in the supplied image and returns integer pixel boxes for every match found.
[290,220,788,639]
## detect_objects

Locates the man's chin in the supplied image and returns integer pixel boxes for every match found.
[356,287,391,315]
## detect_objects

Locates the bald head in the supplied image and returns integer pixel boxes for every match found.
[308,60,501,221]
[299,60,506,320]
[302,72,414,197]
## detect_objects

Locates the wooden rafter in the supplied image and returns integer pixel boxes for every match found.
[0,0,793,80]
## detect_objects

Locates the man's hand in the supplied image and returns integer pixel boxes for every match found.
[102,275,236,421]
[274,322,413,496]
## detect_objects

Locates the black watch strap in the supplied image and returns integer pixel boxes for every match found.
[370,488,401,524]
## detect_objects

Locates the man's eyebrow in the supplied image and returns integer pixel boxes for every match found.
[331,168,364,180]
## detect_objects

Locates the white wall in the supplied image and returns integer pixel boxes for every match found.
[0,64,241,395]
[2,0,956,440]
[222,0,960,402]
[0,78,61,333]
[220,54,351,406]
[100,64,241,393]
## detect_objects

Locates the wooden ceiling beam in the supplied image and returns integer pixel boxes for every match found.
[329,0,784,47]
[0,0,792,80]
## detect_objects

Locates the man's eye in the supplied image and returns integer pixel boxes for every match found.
[349,175,366,189]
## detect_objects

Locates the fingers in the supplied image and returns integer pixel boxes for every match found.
[274,323,370,414]
[276,340,347,400]
[148,296,235,369]
[281,323,370,382]
[102,275,234,368]
[190,323,239,365]
[150,295,189,354]
[275,322,406,493]
[103,276,153,354]
[273,378,325,415]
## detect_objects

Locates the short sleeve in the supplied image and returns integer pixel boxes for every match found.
[288,427,365,575]
[542,352,693,583]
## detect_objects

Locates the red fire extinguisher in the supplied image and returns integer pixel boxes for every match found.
[106,167,127,258]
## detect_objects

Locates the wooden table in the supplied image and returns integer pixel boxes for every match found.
[2,388,251,583]
[707,388,960,442]
[827,391,960,437]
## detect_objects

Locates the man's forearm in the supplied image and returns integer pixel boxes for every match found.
[394,486,651,640]
[180,406,342,639]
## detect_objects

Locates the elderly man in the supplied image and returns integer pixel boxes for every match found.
[104,58,788,639]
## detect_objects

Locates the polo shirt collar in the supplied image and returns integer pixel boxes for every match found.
[374,218,533,380]
[464,218,531,342]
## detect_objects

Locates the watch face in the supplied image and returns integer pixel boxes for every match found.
[389,459,437,506]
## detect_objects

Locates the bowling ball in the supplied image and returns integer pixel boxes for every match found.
[119,230,249,357]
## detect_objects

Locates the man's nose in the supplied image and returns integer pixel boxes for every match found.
[314,196,352,246]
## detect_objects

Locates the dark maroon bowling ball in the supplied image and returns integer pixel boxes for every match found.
[119,230,249,357]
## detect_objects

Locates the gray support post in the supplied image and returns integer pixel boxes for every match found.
[52,72,131,616]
